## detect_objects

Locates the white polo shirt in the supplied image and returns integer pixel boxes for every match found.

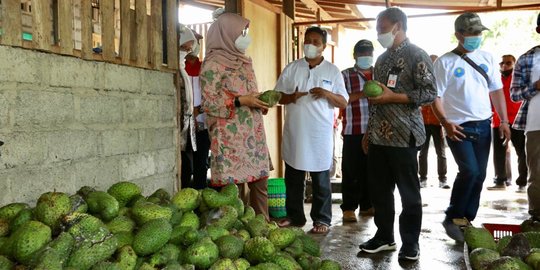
[434,50,503,125]
[275,58,348,171]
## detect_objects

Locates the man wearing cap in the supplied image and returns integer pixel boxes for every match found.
[510,13,540,222]
[339,39,375,222]
[431,13,510,242]
[358,8,436,261]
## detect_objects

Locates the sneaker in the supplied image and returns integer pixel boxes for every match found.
[342,210,358,222]
[359,238,397,253]
[439,181,450,189]
[419,180,427,188]
[517,186,526,193]
[359,207,375,217]
[398,248,420,261]
[442,218,467,242]
[486,184,506,191]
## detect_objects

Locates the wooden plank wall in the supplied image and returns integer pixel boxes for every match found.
[0,0,178,71]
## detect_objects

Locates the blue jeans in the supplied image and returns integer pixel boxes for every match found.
[445,119,491,221]
[284,163,332,226]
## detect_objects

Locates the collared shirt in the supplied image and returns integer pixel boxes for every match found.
[341,66,371,135]
[510,46,540,130]
[434,49,503,125]
[275,58,349,171]
[369,39,437,147]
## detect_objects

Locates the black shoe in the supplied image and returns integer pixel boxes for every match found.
[398,248,420,261]
[439,181,450,189]
[359,238,396,253]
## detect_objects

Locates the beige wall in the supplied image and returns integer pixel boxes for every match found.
[243,0,282,178]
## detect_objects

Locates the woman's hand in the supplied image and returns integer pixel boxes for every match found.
[238,93,269,110]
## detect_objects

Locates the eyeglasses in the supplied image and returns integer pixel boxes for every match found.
[499,61,513,66]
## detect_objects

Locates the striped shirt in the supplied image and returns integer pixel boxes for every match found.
[369,39,437,147]
[341,67,371,135]
[510,46,540,130]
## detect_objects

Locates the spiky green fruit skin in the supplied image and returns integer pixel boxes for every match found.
[243,236,276,264]
[106,215,136,234]
[172,188,201,212]
[185,237,219,269]
[0,203,29,222]
[116,245,138,270]
[69,194,88,214]
[268,228,296,249]
[0,256,14,270]
[9,209,33,234]
[131,201,172,225]
[11,221,52,265]
[132,218,172,256]
[107,182,142,207]
[86,191,120,222]
[319,259,341,270]
[34,192,71,233]
[66,234,118,270]
[215,235,244,259]
[298,235,320,257]
[209,258,237,270]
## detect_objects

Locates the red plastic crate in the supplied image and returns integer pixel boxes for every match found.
[482,223,521,241]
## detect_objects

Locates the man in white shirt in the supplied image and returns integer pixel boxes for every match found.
[275,26,348,234]
[431,13,511,242]
[510,13,540,221]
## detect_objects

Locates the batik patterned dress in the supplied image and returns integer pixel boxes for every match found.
[200,59,270,187]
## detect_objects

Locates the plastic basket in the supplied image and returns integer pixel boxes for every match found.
[482,223,521,241]
[268,178,287,218]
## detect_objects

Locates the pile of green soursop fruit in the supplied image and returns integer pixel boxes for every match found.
[0,182,341,270]
[465,220,540,270]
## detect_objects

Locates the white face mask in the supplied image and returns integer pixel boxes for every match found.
[356,56,373,69]
[189,42,200,56]
[235,34,252,53]
[303,44,321,59]
[377,25,396,49]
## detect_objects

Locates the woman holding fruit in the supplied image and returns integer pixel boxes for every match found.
[200,12,271,220]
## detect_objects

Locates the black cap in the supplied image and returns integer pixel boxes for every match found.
[354,39,374,53]
[455,13,489,33]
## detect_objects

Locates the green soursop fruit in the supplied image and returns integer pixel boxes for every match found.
[469,248,500,270]
[201,185,238,209]
[34,231,75,269]
[298,235,320,257]
[486,256,531,270]
[296,253,321,270]
[148,244,181,267]
[0,220,8,237]
[63,213,110,243]
[234,258,250,270]
[0,256,14,270]
[66,234,117,270]
[268,228,296,249]
[86,191,120,222]
[501,233,530,260]
[133,218,172,256]
[240,206,255,224]
[0,203,29,221]
[0,237,11,257]
[271,252,302,270]
[319,260,341,270]
[464,227,497,251]
[34,192,71,234]
[77,186,97,199]
[523,231,540,248]
[168,204,183,226]
[115,245,137,270]
[246,214,268,238]
[243,236,276,264]
[205,225,230,241]
[258,90,282,107]
[526,249,540,269]
[231,197,245,220]
[114,231,134,249]
[283,238,303,259]
[210,258,237,270]
[69,194,88,214]
[251,262,281,270]
[147,189,172,205]
[216,235,244,259]
[363,80,383,97]
[206,205,238,230]
[235,229,251,242]
[185,237,219,269]
[10,220,52,265]
[178,211,200,230]
[131,201,172,225]
[107,182,142,207]
[172,188,201,212]
[91,261,121,270]
[9,208,33,234]
[107,215,136,234]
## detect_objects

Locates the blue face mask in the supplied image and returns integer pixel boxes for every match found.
[463,36,482,51]
[356,56,373,69]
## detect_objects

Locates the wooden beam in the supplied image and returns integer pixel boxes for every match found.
[225,0,239,13]
[283,0,295,19]
[120,0,131,64]
[166,0,178,69]
[57,0,74,54]
[101,0,115,61]
[249,0,281,13]
[298,0,332,20]
[150,0,163,69]
[31,0,53,51]
[80,0,92,59]
[316,1,346,8]
[1,0,23,46]
[135,0,148,67]
[320,6,353,15]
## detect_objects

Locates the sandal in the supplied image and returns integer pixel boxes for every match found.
[309,223,330,234]
[277,218,305,228]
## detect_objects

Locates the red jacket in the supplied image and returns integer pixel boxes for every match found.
[492,73,522,127]
[421,105,440,125]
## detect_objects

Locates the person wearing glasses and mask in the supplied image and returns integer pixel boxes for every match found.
[339,39,375,222]
[200,12,271,220]
[431,13,510,242]
[357,8,436,261]
[274,26,348,235]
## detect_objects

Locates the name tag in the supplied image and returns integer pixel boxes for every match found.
[387,74,398,88]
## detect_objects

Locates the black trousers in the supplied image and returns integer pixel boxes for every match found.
[418,124,447,181]
[181,129,210,190]
[492,127,528,186]
[340,134,371,211]
[368,143,422,251]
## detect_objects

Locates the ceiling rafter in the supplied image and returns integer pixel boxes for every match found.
[297,0,333,20]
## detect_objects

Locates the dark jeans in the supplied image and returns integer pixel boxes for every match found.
[181,129,210,190]
[445,119,491,221]
[340,134,371,212]
[368,143,422,251]
[511,128,528,187]
[418,124,447,181]
[285,163,332,226]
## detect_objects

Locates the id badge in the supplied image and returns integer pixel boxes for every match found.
[387,74,398,88]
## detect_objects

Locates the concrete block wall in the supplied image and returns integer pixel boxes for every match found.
[0,45,178,205]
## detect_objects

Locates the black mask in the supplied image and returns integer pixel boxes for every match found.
[501,69,513,77]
